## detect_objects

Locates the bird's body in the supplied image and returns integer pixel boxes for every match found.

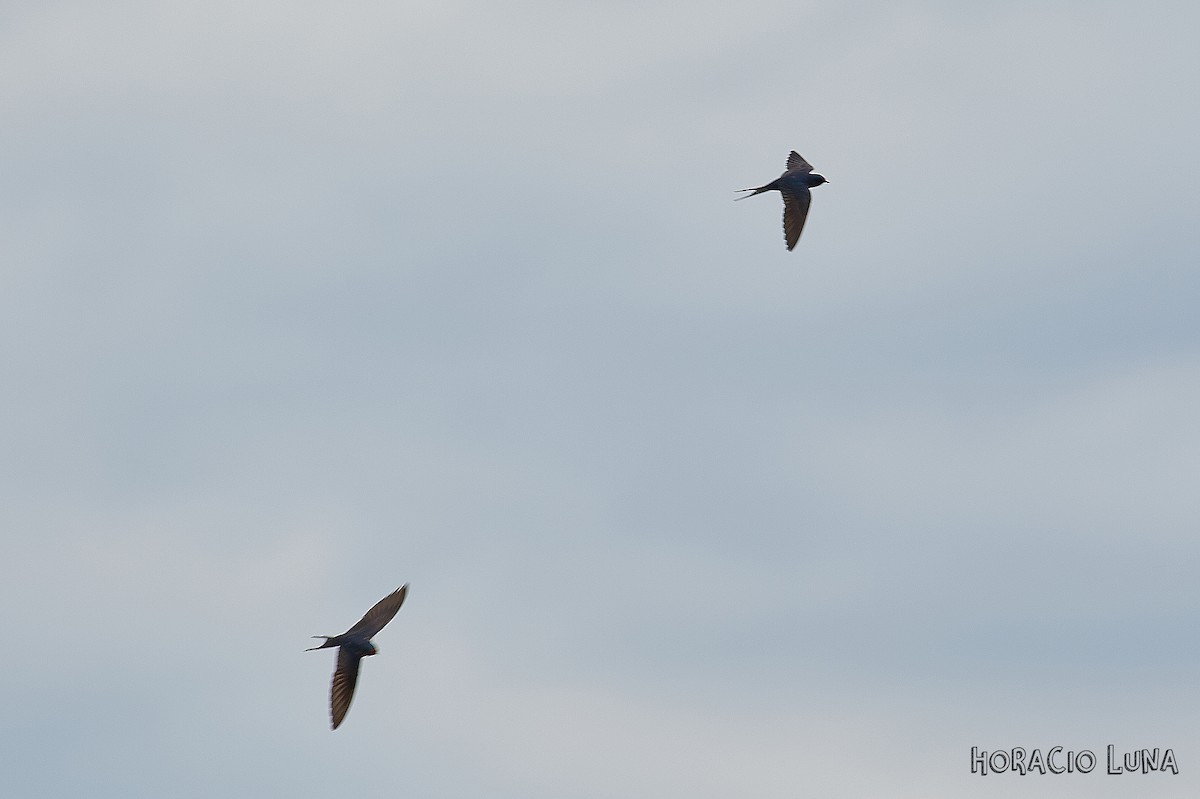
[308,584,408,729]
[737,151,827,250]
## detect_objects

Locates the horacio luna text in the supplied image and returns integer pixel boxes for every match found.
[970,745,1177,775]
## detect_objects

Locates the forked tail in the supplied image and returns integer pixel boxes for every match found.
[735,180,778,200]
[306,636,337,651]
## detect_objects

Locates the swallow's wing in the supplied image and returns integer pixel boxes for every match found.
[330,647,363,729]
[786,151,814,173]
[782,188,812,250]
[344,584,408,640]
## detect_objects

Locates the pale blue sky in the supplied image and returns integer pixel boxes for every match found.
[1,2,1198,797]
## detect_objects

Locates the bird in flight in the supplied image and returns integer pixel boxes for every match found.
[737,151,828,250]
[307,584,408,729]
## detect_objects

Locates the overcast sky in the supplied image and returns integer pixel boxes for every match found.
[2,1,1199,797]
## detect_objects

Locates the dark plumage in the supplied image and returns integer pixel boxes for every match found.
[737,151,828,250]
[307,584,408,729]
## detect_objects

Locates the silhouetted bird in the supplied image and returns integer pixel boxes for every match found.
[737,151,827,250]
[307,584,408,729]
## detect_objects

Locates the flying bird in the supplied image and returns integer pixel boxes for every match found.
[737,151,828,250]
[307,584,408,729]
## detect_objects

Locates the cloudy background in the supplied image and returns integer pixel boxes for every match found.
[2,1,1198,796]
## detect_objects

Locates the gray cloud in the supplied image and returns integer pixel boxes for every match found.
[2,1,1199,797]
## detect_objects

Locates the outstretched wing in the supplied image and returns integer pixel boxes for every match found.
[330,647,363,729]
[782,189,812,250]
[786,151,814,173]
[344,584,408,640]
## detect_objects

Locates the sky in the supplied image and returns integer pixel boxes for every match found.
[1,1,1199,796]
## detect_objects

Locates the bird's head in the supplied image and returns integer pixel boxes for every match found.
[364,643,379,656]
[808,173,828,187]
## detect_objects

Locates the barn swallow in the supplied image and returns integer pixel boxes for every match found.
[737,151,827,250]
[307,584,408,729]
